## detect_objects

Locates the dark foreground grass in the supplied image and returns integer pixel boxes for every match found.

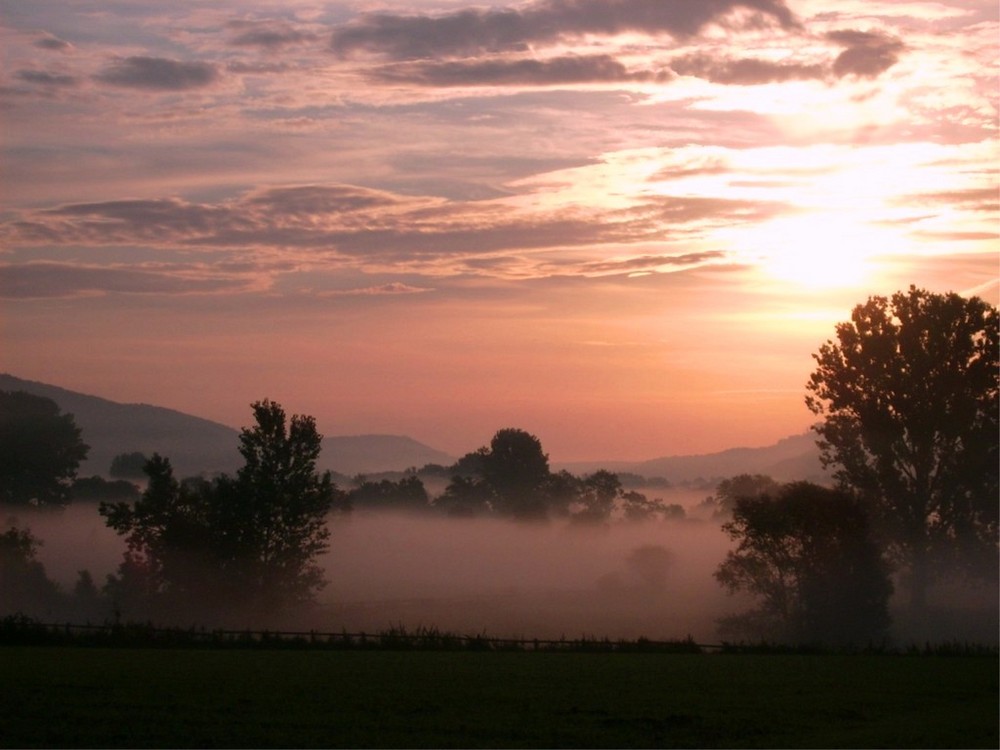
[1,647,996,748]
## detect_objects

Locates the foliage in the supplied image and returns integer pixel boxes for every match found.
[0,391,90,506]
[214,400,341,609]
[700,474,781,520]
[806,286,999,609]
[480,428,552,519]
[0,523,61,617]
[101,400,343,621]
[70,476,140,503]
[440,429,675,522]
[348,475,429,511]
[716,482,893,646]
[109,451,150,479]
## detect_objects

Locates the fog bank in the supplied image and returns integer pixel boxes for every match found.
[319,511,735,642]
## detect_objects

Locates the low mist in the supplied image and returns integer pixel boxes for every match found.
[9,487,997,646]
[320,509,735,642]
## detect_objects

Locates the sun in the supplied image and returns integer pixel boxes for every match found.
[736,213,892,290]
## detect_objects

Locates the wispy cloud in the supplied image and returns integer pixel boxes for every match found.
[0,261,257,299]
[226,20,317,50]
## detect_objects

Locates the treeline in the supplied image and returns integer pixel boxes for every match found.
[1,396,689,628]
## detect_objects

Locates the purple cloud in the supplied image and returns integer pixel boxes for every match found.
[227,20,316,49]
[827,29,905,78]
[15,70,79,87]
[331,0,800,60]
[0,262,249,299]
[370,54,672,86]
[670,54,824,84]
[95,56,219,90]
[33,34,72,52]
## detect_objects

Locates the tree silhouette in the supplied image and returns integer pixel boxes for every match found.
[0,391,89,506]
[701,474,780,520]
[480,428,552,519]
[207,399,340,612]
[0,524,61,617]
[101,454,216,618]
[806,286,998,611]
[110,451,150,479]
[348,475,430,511]
[715,482,893,646]
[102,400,342,621]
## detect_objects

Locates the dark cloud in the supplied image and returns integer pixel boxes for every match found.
[0,262,248,299]
[827,29,905,78]
[227,20,316,49]
[370,54,671,86]
[670,53,824,84]
[15,70,79,87]
[95,56,219,90]
[34,35,72,52]
[582,250,726,274]
[331,0,800,60]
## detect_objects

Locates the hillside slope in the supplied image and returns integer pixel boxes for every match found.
[0,374,240,478]
[0,374,456,478]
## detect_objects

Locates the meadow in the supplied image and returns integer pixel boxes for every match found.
[1,646,996,748]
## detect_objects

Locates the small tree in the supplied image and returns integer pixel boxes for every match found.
[715,482,893,646]
[0,391,89,506]
[806,286,999,611]
[348,475,430,511]
[701,474,781,520]
[0,524,61,617]
[101,454,216,619]
[110,452,150,479]
[572,470,622,523]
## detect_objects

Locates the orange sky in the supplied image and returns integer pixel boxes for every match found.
[1,0,997,461]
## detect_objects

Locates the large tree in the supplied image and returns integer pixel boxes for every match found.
[0,391,89,507]
[715,482,893,646]
[102,400,341,621]
[477,428,553,519]
[212,399,339,610]
[805,286,998,611]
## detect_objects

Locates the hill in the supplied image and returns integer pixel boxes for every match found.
[0,373,241,479]
[2,373,824,484]
[322,434,454,477]
[0,374,455,478]
[558,432,827,485]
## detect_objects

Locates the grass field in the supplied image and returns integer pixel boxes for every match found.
[1,647,996,748]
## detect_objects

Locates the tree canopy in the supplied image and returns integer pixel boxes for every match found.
[805,286,999,610]
[0,391,89,507]
[715,482,893,646]
[101,399,341,622]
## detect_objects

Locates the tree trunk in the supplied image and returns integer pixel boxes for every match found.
[908,547,929,615]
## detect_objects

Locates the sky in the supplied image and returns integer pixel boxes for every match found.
[1,0,997,462]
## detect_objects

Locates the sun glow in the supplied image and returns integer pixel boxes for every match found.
[730,213,903,289]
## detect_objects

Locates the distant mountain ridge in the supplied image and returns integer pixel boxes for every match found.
[556,432,827,484]
[2,373,825,484]
[0,373,241,479]
[0,374,454,478]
